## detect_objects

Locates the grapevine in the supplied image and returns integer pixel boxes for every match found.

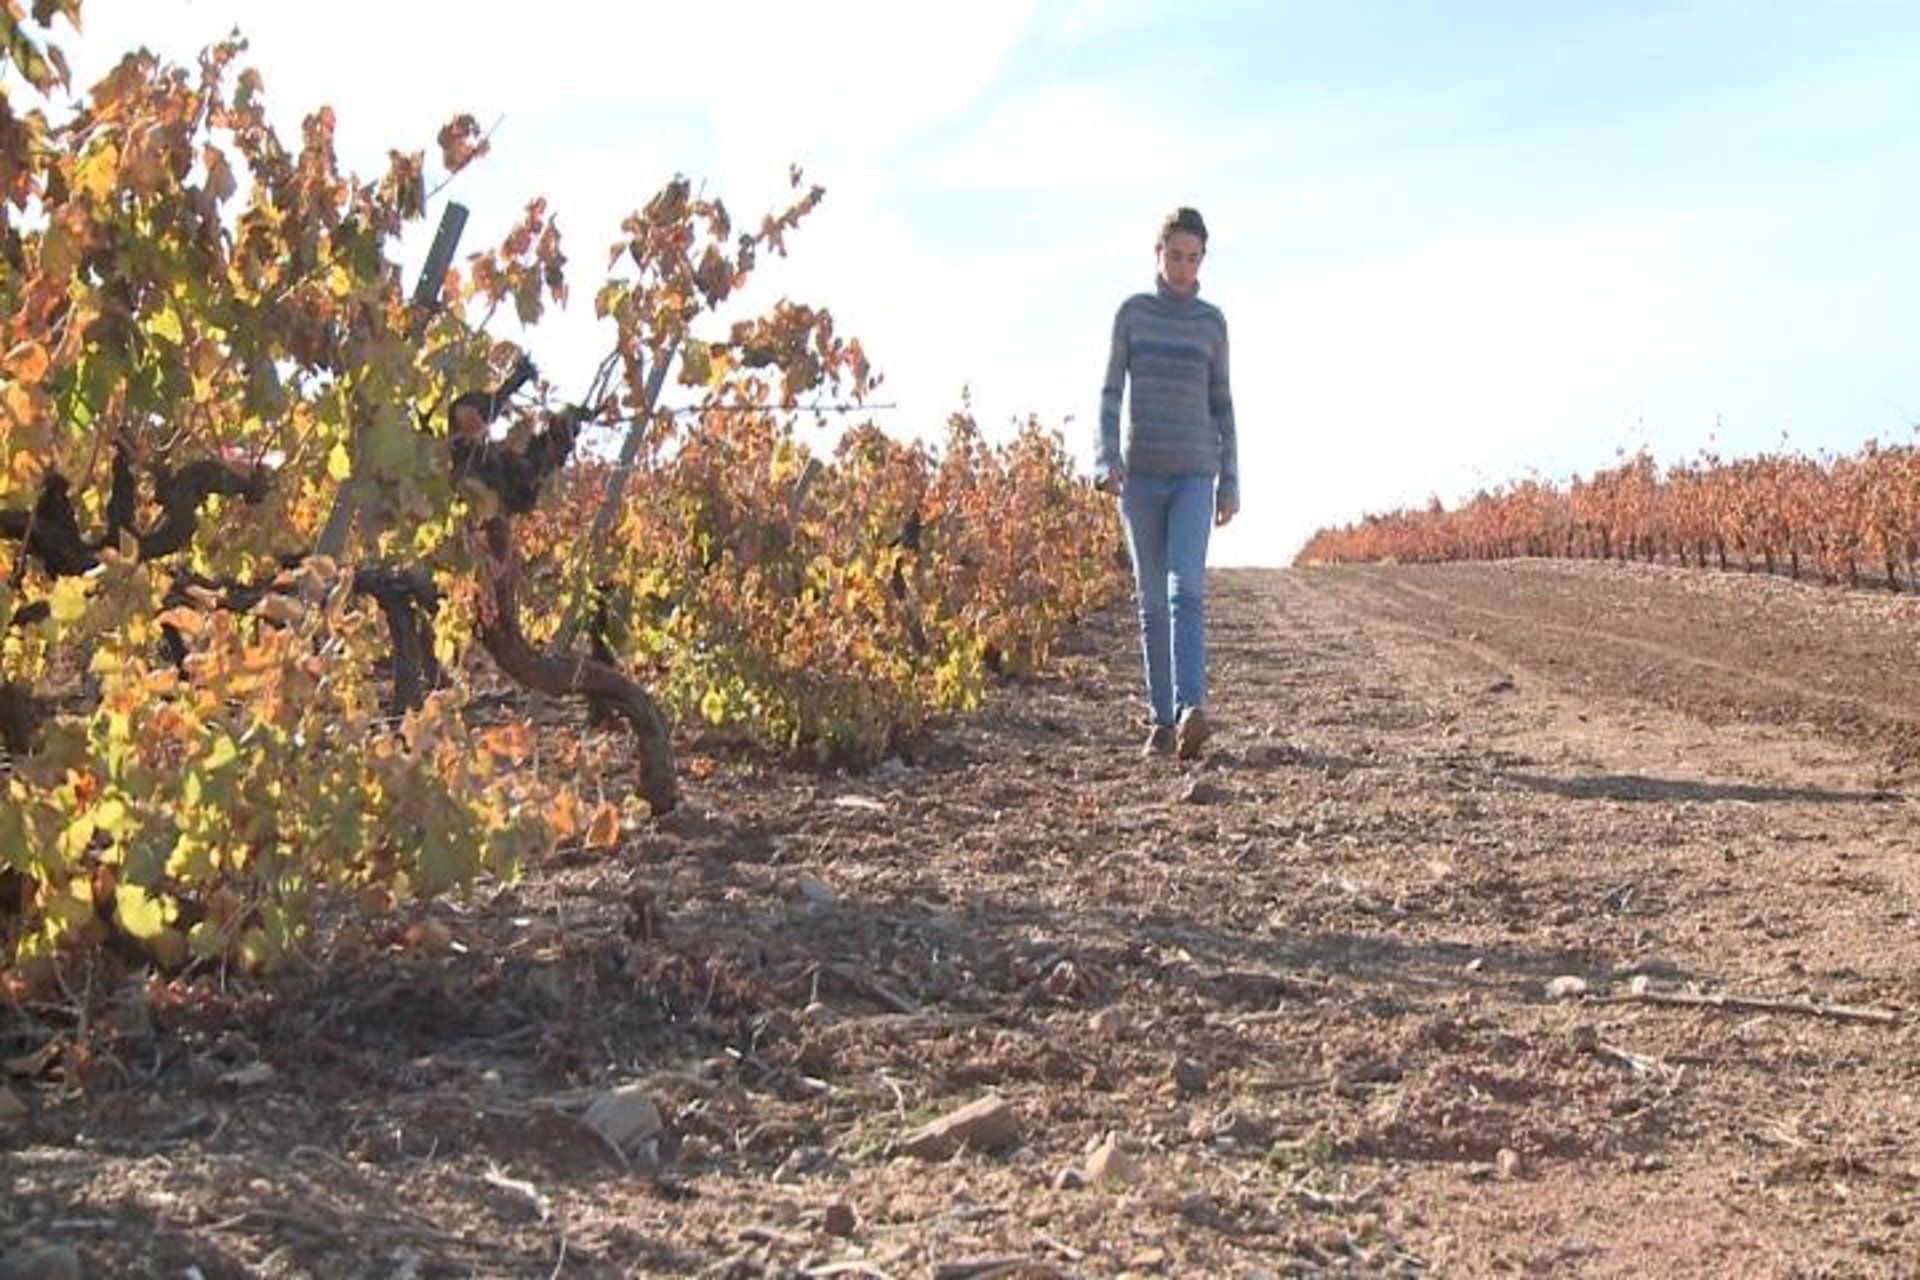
[0,7,1129,971]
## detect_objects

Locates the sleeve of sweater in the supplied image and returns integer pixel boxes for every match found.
[1212,316,1238,504]
[1096,301,1130,478]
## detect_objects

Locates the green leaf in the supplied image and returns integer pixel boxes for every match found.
[79,348,125,412]
[0,796,31,873]
[203,731,238,772]
[188,919,227,959]
[362,402,420,482]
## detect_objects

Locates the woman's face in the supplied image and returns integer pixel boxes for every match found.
[1158,230,1204,292]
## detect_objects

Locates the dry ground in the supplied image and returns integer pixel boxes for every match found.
[5,560,1920,1278]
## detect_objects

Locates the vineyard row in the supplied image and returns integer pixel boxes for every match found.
[1296,444,1920,589]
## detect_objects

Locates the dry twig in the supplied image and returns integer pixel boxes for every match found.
[1591,990,1901,1026]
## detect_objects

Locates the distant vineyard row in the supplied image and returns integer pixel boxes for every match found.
[1296,445,1920,589]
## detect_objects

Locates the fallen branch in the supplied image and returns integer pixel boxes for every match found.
[816,1011,989,1040]
[934,1261,1041,1280]
[822,962,921,1016]
[801,1264,893,1280]
[1590,989,1901,1026]
[1038,1235,1086,1264]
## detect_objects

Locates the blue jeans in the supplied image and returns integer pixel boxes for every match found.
[1120,472,1215,727]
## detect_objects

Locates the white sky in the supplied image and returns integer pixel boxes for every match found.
[55,1,1920,565]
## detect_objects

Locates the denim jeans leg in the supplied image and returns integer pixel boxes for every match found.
[1166,474,1215,714]
[1121,474,1175,726]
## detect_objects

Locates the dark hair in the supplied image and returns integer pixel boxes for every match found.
[1157,206,1208,250]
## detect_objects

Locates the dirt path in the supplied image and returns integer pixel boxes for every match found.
[5,562,1918,1278]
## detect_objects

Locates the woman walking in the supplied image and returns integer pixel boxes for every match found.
[1094,206,1239,759]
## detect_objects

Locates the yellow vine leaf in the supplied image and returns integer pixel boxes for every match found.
[147,306,184,346]
[48,576,89,626]
[74,141,120,201]
[115,883,173,940]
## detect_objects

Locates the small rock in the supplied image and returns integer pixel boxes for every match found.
[1208,1108,1270,1147]
[0,1085,27,1126]
[822,1201,857,1237]
[1627,974,1652,996]
[580,1083,664,1159]
[1085,1136,1141,1186]
[1043,960,1082,1000]
[1052,1165,1088,1191]
[1614,955,1682,980]
[0,1246,82,1280]
[794,873,837,907]
[1091,1007,1129,1040]
[773,1145,828,1183]
[831,794,887,814]
[1178,1191,1221,1222]
[1132,1246,1168,1271]
[654,805,726,839]
[1171,1056,1209,1096]
[1496,1147,1523,1180]
[218,1061,277,1090]
[1545,975,1589,1001]
[1180,780,1225,806]
[1463,956,1485,974]
[402,919,453,953]
[900,1094,1020,1160]
[1243,741,1296,768]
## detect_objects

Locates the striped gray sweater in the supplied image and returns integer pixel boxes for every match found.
[1097,278,1238,503]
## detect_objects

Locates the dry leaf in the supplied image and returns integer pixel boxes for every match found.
[584,803,622,850]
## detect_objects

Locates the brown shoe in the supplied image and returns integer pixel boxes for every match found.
[1175,706,1211,760]
[1142,723,1175,757]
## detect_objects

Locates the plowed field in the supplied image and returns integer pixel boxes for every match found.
[6,561,1919,1278]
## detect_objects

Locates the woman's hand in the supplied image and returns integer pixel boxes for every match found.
[1095,468,1126,496]
[1215,492,1238,527]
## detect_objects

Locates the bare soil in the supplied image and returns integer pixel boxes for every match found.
[6,560,1920,1278]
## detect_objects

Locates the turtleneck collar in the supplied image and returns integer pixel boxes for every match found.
[1155,275,1200,306]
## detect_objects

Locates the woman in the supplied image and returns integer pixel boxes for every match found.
[1094,206,1238,760]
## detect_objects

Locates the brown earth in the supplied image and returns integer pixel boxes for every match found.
[5,560,1920,1279]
